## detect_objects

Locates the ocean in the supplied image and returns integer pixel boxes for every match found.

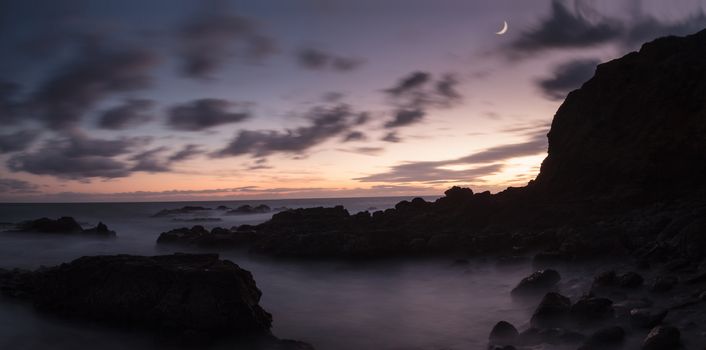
[0,197,589,350]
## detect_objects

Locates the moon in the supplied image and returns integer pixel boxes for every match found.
[496,21,508,35]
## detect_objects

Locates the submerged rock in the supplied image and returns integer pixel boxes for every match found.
[0,253,308,347]
[530,292,571,328]
[7,217,116,237]
[511,269,561,298]
[642,326,680,350]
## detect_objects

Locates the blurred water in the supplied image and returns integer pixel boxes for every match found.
[0,197,578,350]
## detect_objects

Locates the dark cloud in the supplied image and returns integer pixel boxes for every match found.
[130,147,170,173]
[340,147,385,156]
[537,58,599,100]
[356,133,547,183]
[296,48,364,72]
[6,132,148,180]
[0,129,41,154]
[214,104,366,157]
[178,6,277,79]
[342,131,366,142]
[0,178,39,194]
[385,109,425,128]
[98,98,154,130]
[0,81,24,125]
[167,98,250,131]
[30,43,159,129]
[383,71,462,130]
[382,132,401,143]
[168,144,204,162]
[510,0,621,54]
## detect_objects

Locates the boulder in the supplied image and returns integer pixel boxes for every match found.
[642,326,680,350]
[489,321,519,345]
[569,295,614,325]
[8,217,116,237]
[618,272,645,288]
[530,292,571,328]
[629,308,668,329]
[511,269,561,298]
[650,276,678,293]
[578,326,625,350]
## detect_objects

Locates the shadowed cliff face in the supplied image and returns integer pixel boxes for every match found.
[533,29,706,203]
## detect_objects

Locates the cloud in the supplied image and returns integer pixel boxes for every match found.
[98,98,154,130]
[339,147,385,156]
[214,103,367,157]
[382,132,401,143]
[0,129,41,153]
[6,132,148,180]
[384,109,425,128]
[0,81,24,125]
[168,144,204,162]
[510,0,621,55]
[356,133,547,183]
[0,178,39,194]
[166,98,251,131]
[130,147,171,173]
[29,42,159,129]
[177,5,277,79]
[537,58,599,100]
[622,12,706,49]
[382,71,462,130]
[342,131,366,142]
[296,47,364,72]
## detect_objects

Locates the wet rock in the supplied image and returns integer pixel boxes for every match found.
[489,321,519,345]
[157,226,256,247]
[650,275,678,293]
[151,206,211,217]
[618,272,644,288]
[511,269,561,298]
[630,308,668,329]
[530,292,571,328]
[570,295,614,325]
[8,217,116,237]
[0,254,273,340]
[642,326,680,350]
[517,328,542,346]
[578,326,625,350]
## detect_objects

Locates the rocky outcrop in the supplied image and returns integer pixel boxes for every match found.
[6,217,116,237]
[157,225,257,247]
[0,253,311,348]
[151,206,212,217]
[511,269,561,298]
[226,204,272,215]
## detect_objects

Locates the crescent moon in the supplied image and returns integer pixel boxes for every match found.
[496,21,508,35]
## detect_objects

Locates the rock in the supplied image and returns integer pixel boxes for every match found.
[511,269,561,298]
[650,275,678,293]
[630,308,668,329]
[537,328,585,344]
[530,292,571,328]
[618,272,644,288]
[151,206,211,217]
[517,328,542,346]
[8,217,116,237]
[157,226,256,247]
[172,217,223,222]
[226,204,272,215]
[593,270,618,288]
[0,254,273,341]
[642,326,680,350]
[570,295,614,325]
[489,321,519,345]
[532,251,570,268]
[489,346,516,350]
[578,326,625,350]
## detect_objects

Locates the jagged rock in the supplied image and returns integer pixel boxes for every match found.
[578,326,625,350]
[7,217,116,237]
[650,275,678,293]
[618,272,644,288]
[630,308,668,329]
[642,326,680,350]
[511,269,561,298]
[151,206,212,217]
[570,295,614,325]
[530,292,571,328]
[489,321,519,345]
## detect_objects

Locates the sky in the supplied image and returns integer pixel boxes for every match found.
[1,0,706,202]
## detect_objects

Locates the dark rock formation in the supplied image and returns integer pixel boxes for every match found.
[6,217,116,237]
[151,206,212,218]
[569,295,614,326]
[0,253,310,348]
[157,226,257,247]
[578,326,625,350]
[530,292,571,328]
[642,326,681,350]
[511,269,561,298]
[629,308,668,329]
[226,204,272,215]
[489,321,519,345]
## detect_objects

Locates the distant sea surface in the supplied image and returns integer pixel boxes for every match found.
[0,196,588,350]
